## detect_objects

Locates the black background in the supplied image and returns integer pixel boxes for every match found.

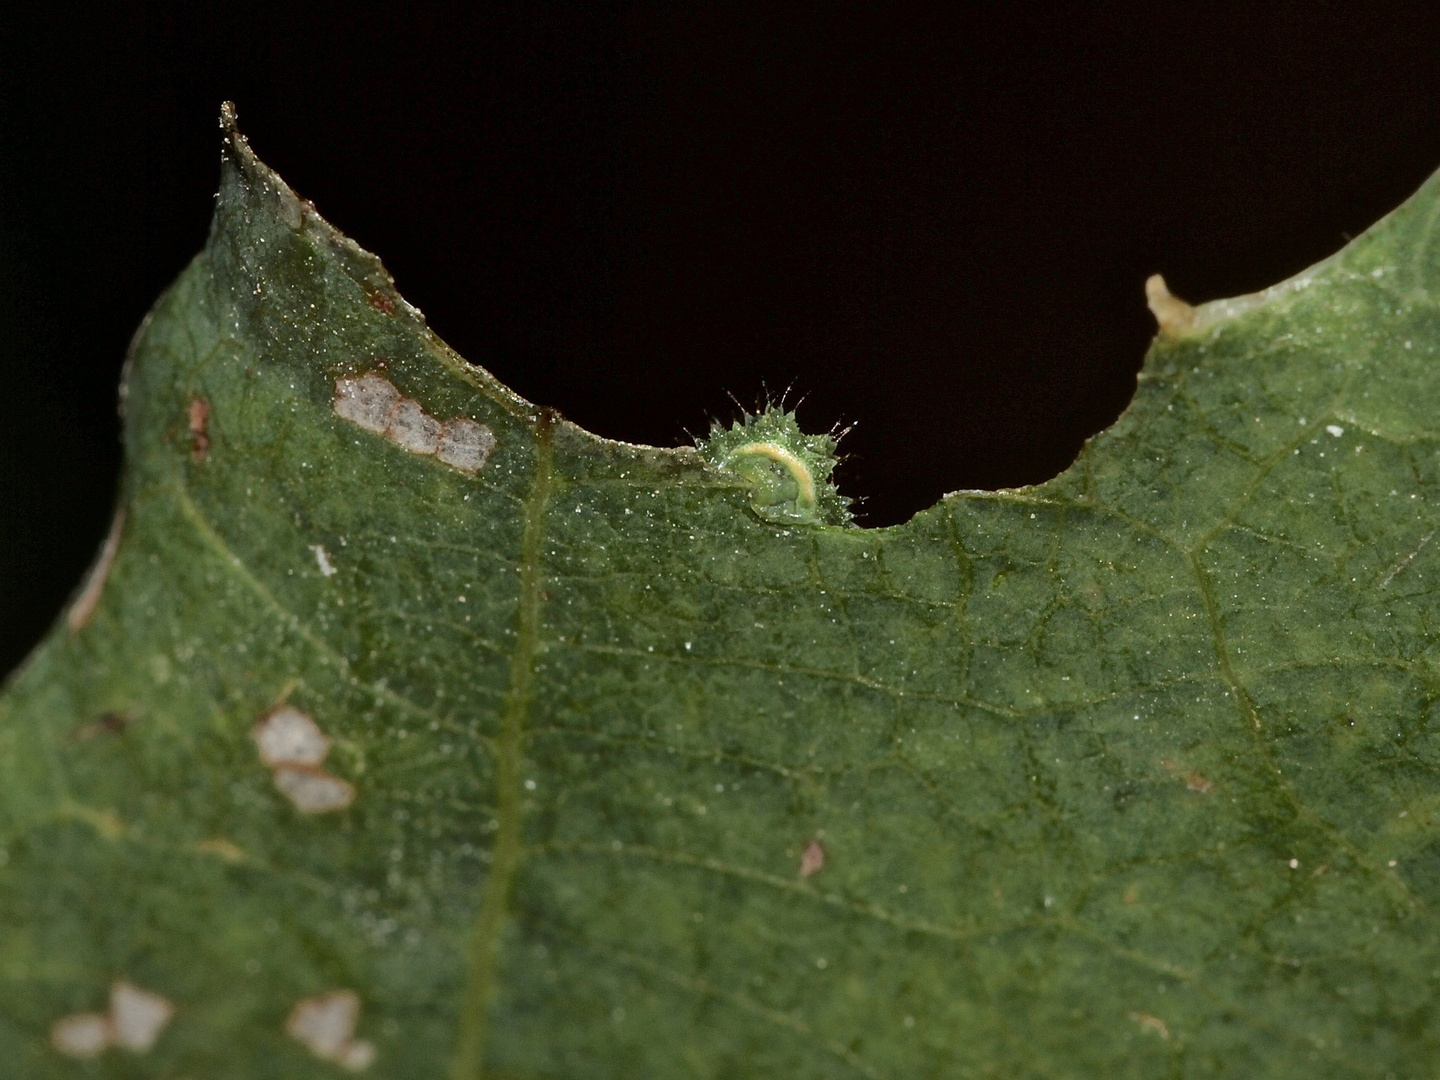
[5,3,1440,674]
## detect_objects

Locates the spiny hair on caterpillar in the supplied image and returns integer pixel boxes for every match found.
[697,403,853,528]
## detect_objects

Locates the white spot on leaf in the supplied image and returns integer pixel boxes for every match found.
[273,765,356,814]
[50,981,174,1059]
[51,1014,112,1059]
[334,374,495,474]
[253,705,355,812]
[387,397,442,454]
[110,981,175,1052]
[333,373,400,434]
[1326,424,1344,437]
[436,417,497,473]
[253,705,331,767]
[287,990,375,1070]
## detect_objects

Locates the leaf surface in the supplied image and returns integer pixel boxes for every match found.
[5,108,1440,1078]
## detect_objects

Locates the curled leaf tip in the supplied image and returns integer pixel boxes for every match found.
[1145,273,1198,337]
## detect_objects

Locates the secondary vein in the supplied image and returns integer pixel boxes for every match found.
[451,410,555,1080]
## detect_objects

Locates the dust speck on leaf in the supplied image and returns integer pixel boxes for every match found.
[287,990,374,1070]
[799,839,825,878]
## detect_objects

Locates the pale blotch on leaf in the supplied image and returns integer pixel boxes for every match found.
[388,398,442,454]
[333,373,495,474]
[273,765,356,814]
[332,373,399,434]
[252,705,355,813]
[309,544,338,577]
[50,1014,112,1059]
[799,839,825,878]
[286,990,375,1071]
[253,705,331,767]
[50,981,174,1059]
[110,981,175,1052]
[436,416,497,473]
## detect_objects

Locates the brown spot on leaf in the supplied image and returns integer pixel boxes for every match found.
[188,398,210,462]
[1161,759,1213,794]
[71,711,132,741]
[799,839,825,878]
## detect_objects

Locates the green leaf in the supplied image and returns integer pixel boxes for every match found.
[5,103,1440,1079]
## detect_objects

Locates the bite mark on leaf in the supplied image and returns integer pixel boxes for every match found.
[333,373,495,473]
[286,990,375,1070]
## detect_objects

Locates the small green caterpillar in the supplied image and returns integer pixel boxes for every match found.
[699,406,852,527]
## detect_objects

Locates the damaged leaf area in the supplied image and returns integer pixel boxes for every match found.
[6,105,1440,1079]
